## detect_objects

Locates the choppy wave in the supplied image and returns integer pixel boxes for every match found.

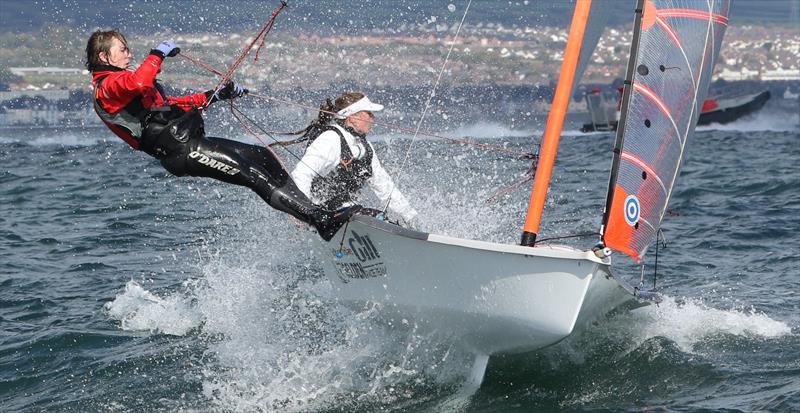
[3,126,798,412]
[104,280,202,336]
[0,129,114,147]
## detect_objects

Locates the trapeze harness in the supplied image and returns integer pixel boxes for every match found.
[310,126,374,211]
[92,75,295,197]
[92,75,205,162]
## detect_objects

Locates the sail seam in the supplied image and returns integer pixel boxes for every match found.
[658,9,728,25]
[633,82,681,138]
[621,151,666,195]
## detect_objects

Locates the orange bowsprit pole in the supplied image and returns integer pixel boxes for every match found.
[520,0,593,246]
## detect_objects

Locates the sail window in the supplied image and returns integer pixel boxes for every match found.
[637,64,649,76]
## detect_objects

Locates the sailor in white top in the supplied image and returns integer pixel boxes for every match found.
[290,94,418,224]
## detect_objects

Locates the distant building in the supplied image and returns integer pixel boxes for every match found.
[717,67,759,81]
[761,68,800,81]
[0,90,71,101]
[9,67,87,76]
[0,88,101,129]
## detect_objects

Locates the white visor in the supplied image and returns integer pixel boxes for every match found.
[336,96,384,119]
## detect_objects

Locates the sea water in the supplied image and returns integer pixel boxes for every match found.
[1,106,798,412]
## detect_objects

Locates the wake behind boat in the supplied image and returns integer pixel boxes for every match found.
[581,89,771,132]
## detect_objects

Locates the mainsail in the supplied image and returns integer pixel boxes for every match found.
[602,0,730,260]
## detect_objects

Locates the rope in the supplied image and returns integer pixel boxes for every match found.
[484,169,534,204]
[381,0,473,215]
[203,0,288,108]
[247,93,534,158]
[226,104,328,178]
[179,52,224,77]
[175,0,540,211]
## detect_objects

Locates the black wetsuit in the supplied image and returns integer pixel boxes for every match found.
[92,68,351,240]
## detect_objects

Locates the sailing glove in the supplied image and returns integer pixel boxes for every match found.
[150,40,181,58]
[206,81,249,104]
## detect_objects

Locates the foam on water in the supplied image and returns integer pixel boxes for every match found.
[104,280,202,336]
[696,106,800,133]
[124,190,492,411]
[607,295,793,354]
[190,229,474,412]
[0,129,113,147]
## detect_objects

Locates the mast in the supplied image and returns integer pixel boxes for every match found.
[520,0,593,247]
[600,0,646,240]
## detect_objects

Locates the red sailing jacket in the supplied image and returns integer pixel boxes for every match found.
[91,54,208,150]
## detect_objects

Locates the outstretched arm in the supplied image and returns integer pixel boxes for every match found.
[167,81,249,111]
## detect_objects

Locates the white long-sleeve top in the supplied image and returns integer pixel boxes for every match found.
[291,125,417,222]
[290,124,418,223]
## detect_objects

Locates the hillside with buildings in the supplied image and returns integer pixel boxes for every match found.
[0,19,798,128]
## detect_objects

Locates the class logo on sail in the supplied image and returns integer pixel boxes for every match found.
[624,195,640,226]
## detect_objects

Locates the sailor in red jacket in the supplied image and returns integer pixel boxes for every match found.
[85,30,354,240]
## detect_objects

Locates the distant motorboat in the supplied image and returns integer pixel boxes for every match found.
[696,90,771,125]
[581,89,770,132]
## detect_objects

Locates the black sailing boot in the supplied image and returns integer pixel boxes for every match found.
[269,184,360,241]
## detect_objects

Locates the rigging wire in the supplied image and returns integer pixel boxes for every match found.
[380,0,474,216]
[178,0,539,217]
[245,93,535,159]
[179,51,535,196]
[653,228,667,289]
[202,0,288,109]
[179,51,536,160]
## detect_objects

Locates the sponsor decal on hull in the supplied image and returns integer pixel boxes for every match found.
[332,230,387,282]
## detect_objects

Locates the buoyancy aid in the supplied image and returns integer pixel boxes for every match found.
[310,126,374,210]
[93,74,204,158]
[92,74,152,149]
[91,57,208,156]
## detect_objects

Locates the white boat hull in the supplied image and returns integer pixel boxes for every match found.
[318,215,635,356]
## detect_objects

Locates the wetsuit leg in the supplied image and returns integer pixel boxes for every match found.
[159,136,356,240]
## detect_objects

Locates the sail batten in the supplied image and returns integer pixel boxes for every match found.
[602,0,730,261]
